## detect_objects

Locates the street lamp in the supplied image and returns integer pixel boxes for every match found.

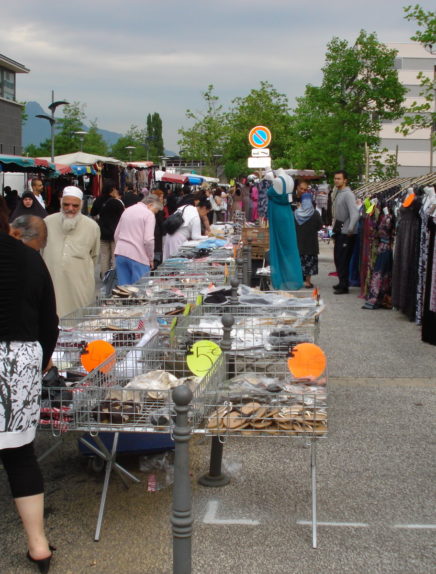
[74,130,87,152]
[125,146,136,162]
[36,90,69,162]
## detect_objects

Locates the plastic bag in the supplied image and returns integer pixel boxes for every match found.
[139,451,174,491]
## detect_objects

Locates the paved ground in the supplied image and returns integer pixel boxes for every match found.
[1,243,435,574]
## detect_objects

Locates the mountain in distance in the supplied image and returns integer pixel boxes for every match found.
[23,102,176,156]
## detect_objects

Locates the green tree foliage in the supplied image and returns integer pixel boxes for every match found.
[145,113,165,162]
[25,102,99,157]
[397,5,436,145]
[53,102,87,154]
[178,85,228,176]
[82,120,108,155]
[224,81,292,178]
[111,125,147,161]
[289,31,406,181]
[404,4,436,46]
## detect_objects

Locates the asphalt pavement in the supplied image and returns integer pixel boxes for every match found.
[0,242,435,574]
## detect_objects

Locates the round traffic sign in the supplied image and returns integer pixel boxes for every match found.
[248,125,272,149]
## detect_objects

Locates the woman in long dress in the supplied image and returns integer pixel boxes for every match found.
[267,170,303,290]
[162,198,211,261]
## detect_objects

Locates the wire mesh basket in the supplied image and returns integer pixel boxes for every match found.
[171,306,321,353]
[200,351,327,439]
[98,274,226,306]
[39,346,226,435]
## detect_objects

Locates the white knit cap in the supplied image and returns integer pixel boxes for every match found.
[62,186,83,200]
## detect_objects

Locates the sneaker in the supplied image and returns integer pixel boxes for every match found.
[334,287,349,294]
[332,284,340,289]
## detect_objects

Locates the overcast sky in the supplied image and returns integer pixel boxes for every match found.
[4,0,435,151]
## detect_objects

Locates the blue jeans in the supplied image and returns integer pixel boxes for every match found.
[115,255,150,285]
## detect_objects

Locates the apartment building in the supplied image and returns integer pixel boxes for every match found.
[0,54,29,155]
[380,42,436,177]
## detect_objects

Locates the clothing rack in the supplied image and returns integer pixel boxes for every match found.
[355,173,436,200]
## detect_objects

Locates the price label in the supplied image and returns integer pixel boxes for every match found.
[186,340,222,376]
[183,304,192,316]
[81,340,116,374]
[287,342,326,379]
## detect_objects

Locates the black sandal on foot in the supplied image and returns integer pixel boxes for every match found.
[27,545,56,574]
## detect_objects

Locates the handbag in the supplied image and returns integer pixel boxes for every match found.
[163,206,188,235]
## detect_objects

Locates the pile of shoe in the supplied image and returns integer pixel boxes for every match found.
[206,401,327,435]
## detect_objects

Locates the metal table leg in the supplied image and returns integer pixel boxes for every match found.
[78,432,140,541]
[311,439,317,549]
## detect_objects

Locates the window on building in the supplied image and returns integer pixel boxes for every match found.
[0,67,16,101]
[394,58,402,70]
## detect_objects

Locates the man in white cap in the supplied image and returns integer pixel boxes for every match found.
[43,186,100,317]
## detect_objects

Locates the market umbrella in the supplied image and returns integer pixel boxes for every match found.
[161,173,189,185]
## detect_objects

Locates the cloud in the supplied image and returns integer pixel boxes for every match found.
[4,0,435,150]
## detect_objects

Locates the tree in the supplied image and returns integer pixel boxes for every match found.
[25,102,87,157]
[397,5,436,147]
[224,81,293,178]
[54,102,87,154]
[111,125,147,161]
[289,31,407,181]
[145,113,165,162]
[178,85,228,176]
[82,120,108,155]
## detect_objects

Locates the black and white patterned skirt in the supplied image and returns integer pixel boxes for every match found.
[0,341,42,449]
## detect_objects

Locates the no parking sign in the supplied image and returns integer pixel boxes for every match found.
[248,125,272,149]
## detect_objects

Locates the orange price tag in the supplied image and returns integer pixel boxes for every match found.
[287,343,326,379]
[80,340,116,374]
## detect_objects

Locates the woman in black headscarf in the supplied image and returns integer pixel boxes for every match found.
[9,192,47,222]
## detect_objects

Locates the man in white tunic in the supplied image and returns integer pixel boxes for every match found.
[43,186,100,317]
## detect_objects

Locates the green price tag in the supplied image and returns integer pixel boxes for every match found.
[196,294,203,306]
[186,340,222,376]
[183,304,192,316]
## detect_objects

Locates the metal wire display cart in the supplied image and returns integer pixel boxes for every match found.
[166,309,327,549]
[39,346,226,541]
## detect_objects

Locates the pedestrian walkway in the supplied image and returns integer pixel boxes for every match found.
[0,244,434,574]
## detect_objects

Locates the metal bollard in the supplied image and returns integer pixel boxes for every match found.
[242,244,249,285]
[236,256,244,284]
[247,238,253,286]
[230,278,240,305]
[198,314,234,488]
[172,385,194,574]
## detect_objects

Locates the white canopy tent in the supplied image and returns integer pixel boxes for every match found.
[38,151,124,166]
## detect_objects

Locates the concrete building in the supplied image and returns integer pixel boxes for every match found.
[379,43,436,177]
[0,54,29,155]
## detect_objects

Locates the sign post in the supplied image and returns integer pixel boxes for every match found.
[248,125,272,171]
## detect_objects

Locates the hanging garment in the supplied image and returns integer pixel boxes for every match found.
[365,213,394,308]
[258,180,269,219]
[421,217,436,345]
[392,199,422,321]
[359,210,379,298]
[267,180,303,290]
[416,206,431,324]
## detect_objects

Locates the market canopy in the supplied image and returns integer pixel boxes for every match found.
[127,161,154,169]
[159,172,189,184]
[37,151,124,167]
[0,154,55,173]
